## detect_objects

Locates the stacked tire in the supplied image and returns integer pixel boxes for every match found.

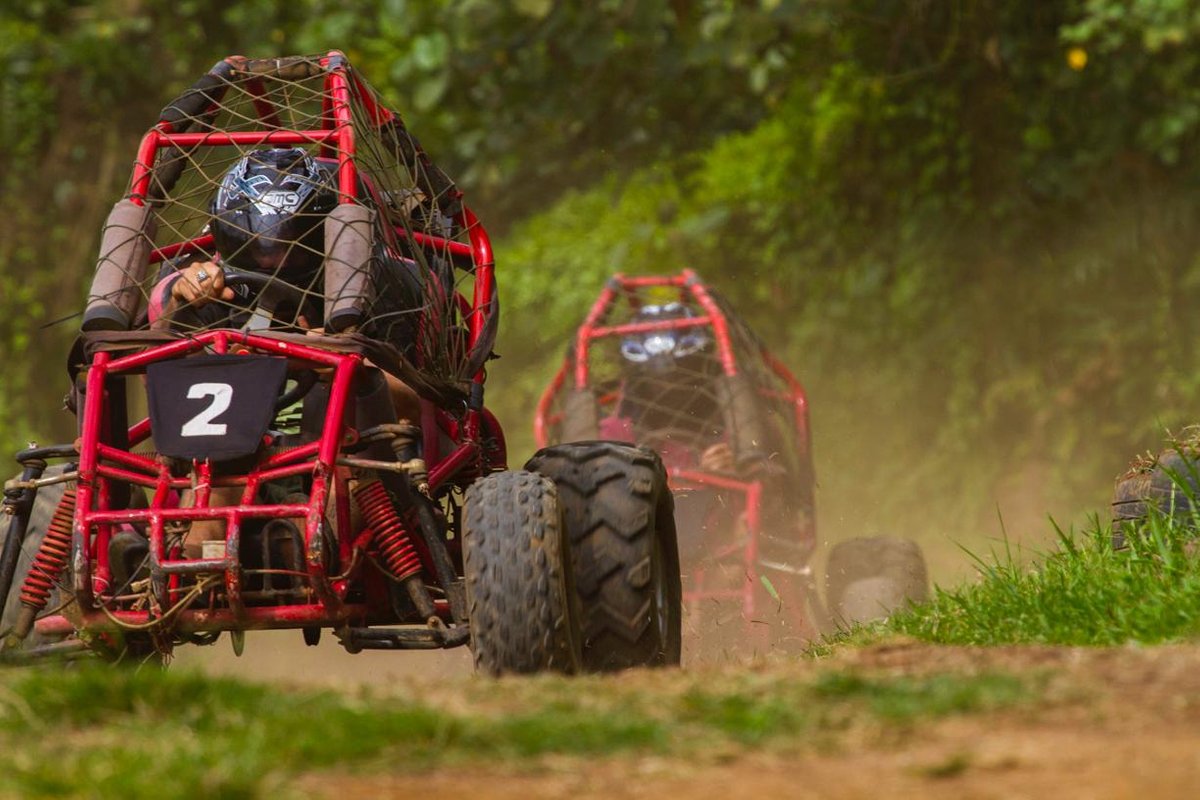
[464,441,682,675]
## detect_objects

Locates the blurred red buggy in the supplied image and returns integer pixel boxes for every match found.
[536,270,929,650]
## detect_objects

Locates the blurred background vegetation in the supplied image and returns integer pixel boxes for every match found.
[4,0,1200,576]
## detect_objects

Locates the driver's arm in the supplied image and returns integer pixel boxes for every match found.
[148,260,235,324]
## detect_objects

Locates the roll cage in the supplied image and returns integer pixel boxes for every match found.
[2,52,504,657]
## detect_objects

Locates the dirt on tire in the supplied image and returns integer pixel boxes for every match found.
[1112,446,1200,546]
[463,470,581,675]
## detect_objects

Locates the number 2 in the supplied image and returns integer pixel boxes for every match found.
[181,383,233,437]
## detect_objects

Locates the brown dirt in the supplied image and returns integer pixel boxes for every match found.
[297,641,1200,799]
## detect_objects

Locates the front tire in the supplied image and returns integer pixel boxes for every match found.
[463,470,582,675]
[526,441,682,671]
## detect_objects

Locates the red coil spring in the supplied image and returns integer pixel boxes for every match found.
[353,480,422,581]
[20,488,77,611]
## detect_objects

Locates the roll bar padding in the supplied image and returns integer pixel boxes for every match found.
[82,199,158,332]
[324,203,376,333]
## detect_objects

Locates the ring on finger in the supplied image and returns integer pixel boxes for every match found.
[195,267,210,283]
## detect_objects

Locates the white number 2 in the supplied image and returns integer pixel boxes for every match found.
[181,383,233,437]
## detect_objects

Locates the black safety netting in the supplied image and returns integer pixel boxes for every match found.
[82,54,490,403]
[543,281,811,496]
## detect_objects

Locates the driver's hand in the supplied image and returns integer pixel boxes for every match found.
[699,442,735,474]
[171,261,235,306]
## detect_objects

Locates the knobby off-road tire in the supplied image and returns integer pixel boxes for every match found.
[526,441,682,671]
[825,536,928,627]
[1111,448,1200,548]
[463,470,582,676]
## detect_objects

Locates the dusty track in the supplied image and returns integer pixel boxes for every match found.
[172,629,473,683]
[298,641,1200,799]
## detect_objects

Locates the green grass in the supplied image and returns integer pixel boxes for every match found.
[0,662,1037,798]
[887,504,1200,646]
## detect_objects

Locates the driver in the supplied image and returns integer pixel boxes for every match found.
[144,148,431,559]
[602,301,811,585]
[147,147,426,420]
[149,147,338,330]
[601,302,734,473]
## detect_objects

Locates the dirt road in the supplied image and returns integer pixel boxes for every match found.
[299,641,1200,799]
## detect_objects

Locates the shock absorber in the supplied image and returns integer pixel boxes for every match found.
[354,480,422,580]
[10,488,77,643]
[353,478,438,623]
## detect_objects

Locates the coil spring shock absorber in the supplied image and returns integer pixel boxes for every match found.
[354,480,422,580]
[10,488,77,642]
[352,478,438,623]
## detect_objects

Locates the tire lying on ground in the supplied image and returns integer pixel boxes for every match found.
[1111,447,1200,548]
[526,441,682,671]
[825,536,928,627]
[464,470,582,675]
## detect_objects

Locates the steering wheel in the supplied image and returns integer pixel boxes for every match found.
[220,268,322,333]
[220,268,323,411]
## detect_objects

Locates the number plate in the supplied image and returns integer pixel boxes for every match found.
[146,354,288,461]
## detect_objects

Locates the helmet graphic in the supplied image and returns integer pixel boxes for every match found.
[209,148,336,277]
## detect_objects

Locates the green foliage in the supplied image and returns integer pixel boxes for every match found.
[490,0,1200,548]
[290,0,814,218]
[8,0,1200,556]
[1063,1,1200,165]
[0,662,1036,797]
[888,506,1200,645]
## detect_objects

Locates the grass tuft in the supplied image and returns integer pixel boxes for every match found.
[810,671,1029,722]
[888,501,1200,646]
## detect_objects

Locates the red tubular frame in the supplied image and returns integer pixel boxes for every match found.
[535,269,815,623]
[70,332,364,621]
[58,51,502,643]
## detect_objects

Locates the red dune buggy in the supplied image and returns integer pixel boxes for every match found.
[535,271,927,650]
[0,52,680,674]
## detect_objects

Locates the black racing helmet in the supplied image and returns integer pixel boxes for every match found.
[209,148,336,278]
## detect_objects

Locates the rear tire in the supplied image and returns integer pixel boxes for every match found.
[526,441,682,671]
[825,536,928,627]
[463,470,582,675]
